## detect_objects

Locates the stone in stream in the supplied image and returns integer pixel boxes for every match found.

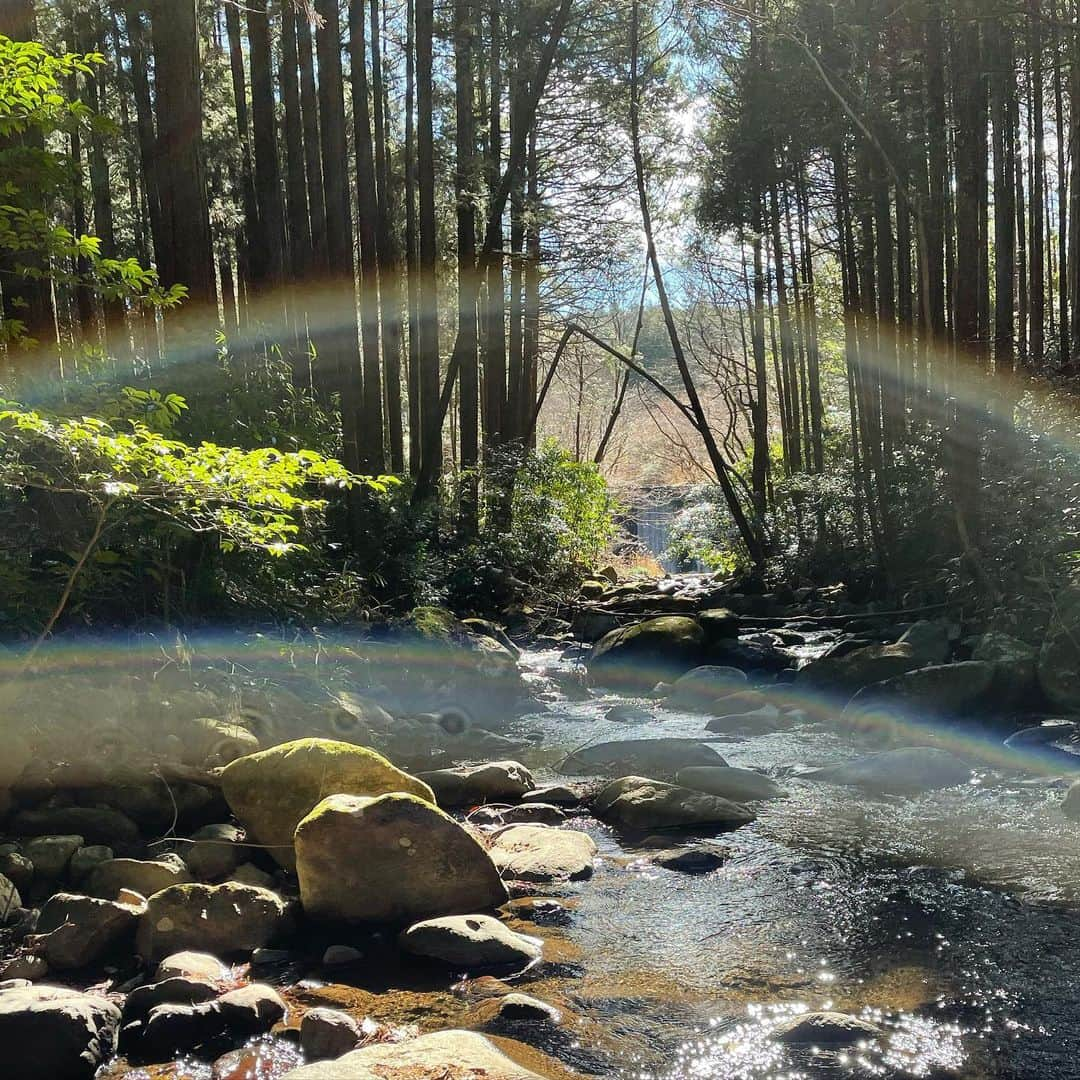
[796,641,924,698]
[35,892,141,970]
[471,803,567,827]
[801,747,971,795]
[522,784,582,807]
[10,806,140,846]
[135,882,292,963]
[704,706,786,735]
[605,704,654,724]
[472,991,563,1027]
[0,848,32,893]
[417,761,536,807]
[156,950,232,985]
[558,737,728,780]
[592,776,755,832]
[86,855,192,900]
[300,1006,361,1060]
[0,872,21,924]
[488,824,596,882]
[664,666,748,712]
[675,765,785,802]
[587,616,704,690]
[648,846,729,874]
[1063,780,1080,819]
[772,1010,883,1045]
[1038,592,1080,712]
[896,619,952,664]
[399,915,542,969]
[220,737,435,868]
[23,834,82,879]
[122,976,221,1024]
[279,1028,556,1080]
[295,792,508,923]
[844,660,1001,718]
[184,823,245,882]
[698,608,741,641]
[0,985,121,1079]
[69,845,113,883]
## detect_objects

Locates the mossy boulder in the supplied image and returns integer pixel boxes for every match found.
[220,738,434,869]
[587,616,704,690]
[796,642,922,697]
[295,792,508,924]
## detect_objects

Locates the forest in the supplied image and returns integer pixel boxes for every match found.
[3,1,1080,1079]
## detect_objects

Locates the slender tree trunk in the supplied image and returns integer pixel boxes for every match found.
[404,0,421,474]
[280,2,313,283]
[224,0,259,304]
[296,11,328,276]
[1030,0,1046,364]
[483,2,506,454]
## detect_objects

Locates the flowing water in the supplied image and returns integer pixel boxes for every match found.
[496,646,1080,1080]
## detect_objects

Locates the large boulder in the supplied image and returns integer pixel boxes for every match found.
[399,914,542,969]
[675,766,785,802]
[845,661,1001,718]
[587,616,704,689]
[797,642,923,697]
[220,738,435,868]
[801,747,970,795]
[184,823,245,882]
[418,762,535,807]
[23,835,83,879]
[135,882,291,963]
[488,825,596,882]
[36,893,140,970]
[592,776,755,832]
[300,1007,361,1061]
[280,1029,556,1080]
[295,792,508,924]
[0,985,121,1080]
[663,666,748,712]
[0,872,21,924]
[558,738,728,780]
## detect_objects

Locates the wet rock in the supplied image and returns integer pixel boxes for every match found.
[845,660,1001,717]
[87,855,192,900]
[698,608,741,641]
[649,846,728,873]
[707,689,772,717]
[675,765,785,802]
[802,747,971,795]
[504,898,571,925]
[418,761,536,807]
[474,991,563,1027]
[797,642,923,697]
[123,976,220,1023]
[295,792,508,924]
[0,849,32,893]
[558,737,728,780]
[23,834,82,879]
[400,914,542,969]
[134,999,227,1059]
[0,984,121,1079]
[156,950,231,985]
[588,616,704,690]
[772,1010,883,1045]
[488,824,596,882]
[92,780,221,831]
[605,704,654,724]
[0,872,21,923]
[300,1006,361,1060]
[11,806,139,847]
[136,882,292,963]
[522,784,582,807]
[69,845,113,883]
[279,1028,554,1080]
[0,954,47,982]
[215,984,287,1033]
[221,737,435,869]
[592,776,755,832]
[322,944,364,966]
[232,862,275,889]
[704,706,786,734]
[471,803,566,828]
[896,620,951,664]
[462,618,521,659]
[36,893,139,969]
[665,665,748,711]
[251,947,290,965]
[974,631,1036,663]
[185,823,245,882]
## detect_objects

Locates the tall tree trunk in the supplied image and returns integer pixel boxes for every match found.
[483,2,506,454]
[1030,0,1046,364]
[296,11,328,276]
[404,0,421,474]
[992,13,1017,375]
[224,0,258,307]
[280,2,313,283]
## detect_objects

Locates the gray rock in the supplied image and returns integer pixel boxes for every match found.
[136,882,291,963]
[36,893,140,970]
[417,761,535,807]
[845,661,1000,717]
[521,784,581,807]
[155,950,231,985]
[772,1010,883,1045]
[675,766,785,802]
[488,824,596,883]
[649,846,728,873]
[471,803,566,828]
[0,872,21,924]
[322,944,363,966]
[69,846,113,882]
[400,914,542,969]
[123,976,220,1023]
[558,737,728,780]
[1063,780,1080,820]
[802,747,971,795]
[300,1007,361,1060]
[185,823,245,882]
[215,984,287,1033]
[897,620,951,664]
[23,835,83,879]
[0,851,32,893]
[0,985,121,1079]
[87,856,192,901]
[134,1000,227,1058]
[665,666,748,711]
[797,642,922,696]
[588,616,704,690]
[477,992,562,1026]
[592,776,755,832]
[11,807,139,846]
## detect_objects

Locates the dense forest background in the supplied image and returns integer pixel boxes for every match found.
[2,0,1080,641]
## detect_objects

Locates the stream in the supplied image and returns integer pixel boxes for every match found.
[479,645,1080,1080]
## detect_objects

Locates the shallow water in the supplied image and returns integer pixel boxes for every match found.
[506,646,1080,1079]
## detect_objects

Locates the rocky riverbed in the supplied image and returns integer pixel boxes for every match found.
[2,576,1080,1078]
